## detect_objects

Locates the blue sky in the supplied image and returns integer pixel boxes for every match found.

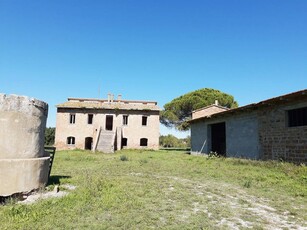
[1,0,306,137]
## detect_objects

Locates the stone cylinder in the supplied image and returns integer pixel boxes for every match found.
[0,94,50,196]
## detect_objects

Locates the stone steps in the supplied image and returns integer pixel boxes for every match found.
[96,130,115,153]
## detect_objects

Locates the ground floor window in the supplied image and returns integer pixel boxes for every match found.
[140,138,148,147]
[67,136,75,145]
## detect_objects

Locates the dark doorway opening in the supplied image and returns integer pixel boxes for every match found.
[122,138,127,148]
[106,115,113,131]
[85,137,93,150]
[211,122,226,156]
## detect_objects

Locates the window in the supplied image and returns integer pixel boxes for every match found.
[122,138,127,147]
[142,116,148,126]
[123,115,128,125]
[288,107,307,127]
[69,114,76,124]
[67,136,75,145]
[140,138,148,147]
[88,114,93,124]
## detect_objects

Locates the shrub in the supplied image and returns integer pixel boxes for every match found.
[120,155,128,161]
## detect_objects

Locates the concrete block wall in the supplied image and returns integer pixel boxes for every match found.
[258,102,307,163]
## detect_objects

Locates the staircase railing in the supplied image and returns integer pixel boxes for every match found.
[93,126,101,152]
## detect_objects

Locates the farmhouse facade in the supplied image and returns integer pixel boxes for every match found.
[55,95,160,153]
[190,90,307,163]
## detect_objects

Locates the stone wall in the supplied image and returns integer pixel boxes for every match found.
[258,101,307,163]
[55,108,160,151]
[0,94,49,196]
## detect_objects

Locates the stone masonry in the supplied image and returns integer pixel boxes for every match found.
[55,96,160,152]
[258,101,307,163]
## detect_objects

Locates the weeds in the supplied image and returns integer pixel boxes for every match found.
[243,179,252,188]
[0,149,306,229]
[120,155,128,161]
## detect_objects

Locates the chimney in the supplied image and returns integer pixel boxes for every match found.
[111,94,114,103]
[215,100,219,106]
[108,93,112,103]
[117,94,122,102]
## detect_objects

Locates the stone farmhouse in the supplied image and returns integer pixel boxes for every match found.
[55,95,160,153]
[190,89,307,163]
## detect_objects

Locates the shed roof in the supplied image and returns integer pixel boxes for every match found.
[192,104,229,120]
[190,89,307,123]
[57,98,160,111]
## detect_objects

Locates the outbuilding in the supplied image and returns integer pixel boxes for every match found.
[190,89,307,163]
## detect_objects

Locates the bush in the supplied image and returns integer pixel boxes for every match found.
[120,155,128,161]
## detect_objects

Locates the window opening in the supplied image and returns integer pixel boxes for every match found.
[288,107,307,127]
[67,136,75,145]
[142,116,148,126]
[123,115,128,125]
[88,114,93,124]
[140,138,148,147]
[69,114,76,124]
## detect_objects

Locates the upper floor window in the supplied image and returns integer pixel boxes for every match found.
[67,136,75,145]
[69,114,76,124]
[288,107,307,127]
[123,115,128,125]
[142,116,148,126]
[140,138,148,147]
[88,114,93,124]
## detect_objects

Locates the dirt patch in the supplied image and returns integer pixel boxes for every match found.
[131,173,306,229]
[18,184,76,205]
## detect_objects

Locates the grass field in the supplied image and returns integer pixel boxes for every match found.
[1,149,306,229]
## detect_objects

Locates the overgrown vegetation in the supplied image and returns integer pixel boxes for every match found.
[0,150,306,229]
[159,134,190,148]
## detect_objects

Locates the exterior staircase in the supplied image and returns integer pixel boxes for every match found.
[96,129,116,153]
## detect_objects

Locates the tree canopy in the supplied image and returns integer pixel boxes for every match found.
[160,88,238,131]
[45,127,55,146]
[159,134,191,148]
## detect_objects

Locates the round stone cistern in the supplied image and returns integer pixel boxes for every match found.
[0,94,50,196]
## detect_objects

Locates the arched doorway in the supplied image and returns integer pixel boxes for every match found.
[85,137,93,150]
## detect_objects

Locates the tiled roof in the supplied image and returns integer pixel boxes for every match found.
[56,98,160,111]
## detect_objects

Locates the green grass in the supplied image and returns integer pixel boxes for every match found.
[0,149,306,229]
